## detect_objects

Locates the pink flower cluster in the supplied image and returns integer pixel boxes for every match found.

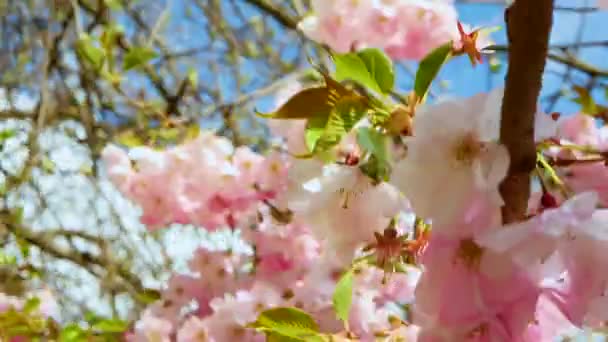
[298,0,488,60]
[104,82,608,341]
[102,134,289,230]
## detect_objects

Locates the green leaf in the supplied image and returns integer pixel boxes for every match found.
[187,68,198,88]
[266,333,307,342]
[357,49,395,94]
[116,129,145,147]
[104,0,122,10]
[357,127,391,183]
[76,34,105,71]
[360,154,391,183]
[307,96,367,154]
[23,297,40,314]
[332,269,354,324]
[414,42,453,101]
[248,307,320,340]
[0,128,16,143]
[0,252,17,265]
[41,156,55,173]
[91,318,128,333]
[123,46,158,70]
[134,288,161,304]
[357,127,389,164]
[572,85,597,114]
[333,48,394,95]
[58,324,86,342]
[255,87,340,120]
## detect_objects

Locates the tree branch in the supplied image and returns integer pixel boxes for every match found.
[243,0,298,29]
[499,0,554,223]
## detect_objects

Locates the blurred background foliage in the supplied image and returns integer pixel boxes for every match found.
[0,0,607,324]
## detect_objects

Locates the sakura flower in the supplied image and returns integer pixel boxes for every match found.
[598,0,608,10]
[557,113,601,147]
[563,162,608,207]
[390,88,509,226]
[413,200,541,341]
[177,316,209,342]
[129,311,173,342]
[202,283,283,342]
[476,192,608,326]
[248,227,320,289]
[289,164,405,264]
[521,294,579,341]
[101,144,132,191]
[475,192,599,272]
[383,1,460,60]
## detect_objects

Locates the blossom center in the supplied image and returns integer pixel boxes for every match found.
[453,133,482,166]
[455,238,484,270]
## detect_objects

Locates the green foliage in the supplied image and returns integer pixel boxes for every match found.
[414,42,453,101]
[0,250,17,265]
[357,127,389,165]
[248,307,325,341]
[333,48,395,95]
[332,268,354,325]
[91,318,129,333]
[0,129,16,145]
[357,127,392,183]
[23,297,41,314]
[255,86,348,120]
[123,46,158,71]
[306,95,368,154]
[76,34,106,72]
[58,324,87,342]
[134,288,162,305]
[103,0,123,10]
[572,85,608,116]
[187,68,199,88]
[258,72,369,159]
[41,156,55,173]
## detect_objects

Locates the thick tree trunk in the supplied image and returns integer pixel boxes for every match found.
[499,0,554,223]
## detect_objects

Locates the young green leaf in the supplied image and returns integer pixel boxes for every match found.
[332,269,354,324]
[309,95,367,154]
[333,48,394,95]
[76,34,105,71]
[187,68,198,88]
[305,115,328,153]
[58,324,87,342]
[23,297,41,314]
[0,129,16,144]
[357,127,389,164]
[91,318,128,333]
[414,42,453,101]
[357,48,395,94]
[247,307,320,340]
[123,46,158,71]
[256,87,338,120]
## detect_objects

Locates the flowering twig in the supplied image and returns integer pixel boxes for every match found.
[499,0,554,223]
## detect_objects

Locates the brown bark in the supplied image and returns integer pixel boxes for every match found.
[499,0,554,223]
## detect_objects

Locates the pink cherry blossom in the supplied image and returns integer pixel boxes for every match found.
[129,310,173,342]
[412,195,541,341]
[521,294,578,342]
[289,164,405,264]
[176,316,208,342]
[391,88,509,226]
